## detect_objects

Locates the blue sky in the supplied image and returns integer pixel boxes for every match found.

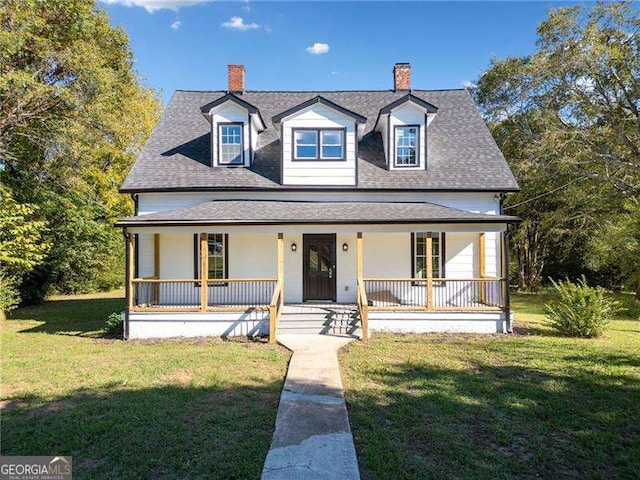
[99,1,592,104]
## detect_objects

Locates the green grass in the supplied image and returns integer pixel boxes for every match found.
[340,292,640,479]
[1,291,290,479]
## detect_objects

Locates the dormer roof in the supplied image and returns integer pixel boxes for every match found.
[200,92,266,131]
[272,95,367,125]
[374,93,438,131]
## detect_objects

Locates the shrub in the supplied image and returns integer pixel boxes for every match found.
[105,312,124,336]
[544,276,620,338]
[0,270,20,314]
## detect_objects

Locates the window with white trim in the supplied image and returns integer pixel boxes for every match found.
[219,124,243,165]
[395,126,418,167]
[294,129,345,160]
[413,232,444,279]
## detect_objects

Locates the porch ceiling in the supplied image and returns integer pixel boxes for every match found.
[116,200,520,227]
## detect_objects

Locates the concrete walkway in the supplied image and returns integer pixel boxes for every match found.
[261,334,360,480]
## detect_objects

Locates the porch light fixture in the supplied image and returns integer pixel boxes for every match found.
[291,243,297,252]
[342,242,349,252]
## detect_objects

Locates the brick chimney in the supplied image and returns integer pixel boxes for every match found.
[393,63,411,91]
[228,64,245,93]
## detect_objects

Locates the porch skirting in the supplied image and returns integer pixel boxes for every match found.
[127,310,269,339]
[368,310,515,334]
[126,309,514,339]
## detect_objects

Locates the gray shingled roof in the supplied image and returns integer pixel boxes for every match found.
[120,89,519,192]
[116,200,519,226]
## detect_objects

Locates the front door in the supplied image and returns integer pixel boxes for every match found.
[303,234,336,301]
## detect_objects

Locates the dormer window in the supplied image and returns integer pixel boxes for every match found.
[293,128,345,161]
[395,125,418,167]
[219,123,243,165]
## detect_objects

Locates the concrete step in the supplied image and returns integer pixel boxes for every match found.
[277,326,362,336]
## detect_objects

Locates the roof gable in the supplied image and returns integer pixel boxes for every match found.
[272,95,367,124]
[200,93,266,130]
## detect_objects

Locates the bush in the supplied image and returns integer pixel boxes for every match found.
[0,270,20,314]
[105,312,124,336]
[544,276,620,337]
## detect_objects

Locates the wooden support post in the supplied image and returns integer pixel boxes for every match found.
[127,232,135,311]
[356,232,368,341]
[277,233,284,285]
[426,232,434,310]
[479,233,486,303]
[200,233,208,312]
[270,233,285,344]
[154,234,160,304]
[500,231,507,309]
[501,229,512,332]
[356,232,363,280]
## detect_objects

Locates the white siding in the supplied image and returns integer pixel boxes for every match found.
[136,191,500,216]
[159,234,195,279]
[137,233,155,278]
[211,104,250,167]
[445,232,476,278]
[363,233,410,279]
[281,105,356,186]
[388,104,426,171]
[229,234,277,278]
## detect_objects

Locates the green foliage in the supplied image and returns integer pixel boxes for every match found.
[0,269,20,313]
[0,183,49,274]
[472,1,640,292]
[104,312,123,335]
[0,0,160,301]
[544,276,620,337]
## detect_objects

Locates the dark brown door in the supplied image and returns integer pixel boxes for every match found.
[303,234,336,301]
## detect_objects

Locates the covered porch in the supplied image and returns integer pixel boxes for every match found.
[118,200,518,342]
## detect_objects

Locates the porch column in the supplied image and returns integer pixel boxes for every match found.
[126,232,135,311]
[277,233,284,285]
[154,234,160,304]
[356,232,363,279]
[426,232,434,310]
[200,233,208,312]
[501,229,512,332]
[478,233,486,303]
[356,231,368,341]
[124,231,135,340]
[270,233,285,344]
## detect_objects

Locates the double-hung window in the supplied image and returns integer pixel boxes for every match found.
[395,126,419,167]
[412,232,444,279]
[219,124,243,165]
[194,233,228,281]
[294,129,345,160]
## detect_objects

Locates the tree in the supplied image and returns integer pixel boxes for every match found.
[0,183,48,274]
[0,0,160,300]
[473,1,640,291]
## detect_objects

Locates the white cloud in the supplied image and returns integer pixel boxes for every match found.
[170,20,181,30]
[242,0,251,12]
[306,42,330,55]
[331,71,340,75]
[221,16,260,31]
[99,0,211,12]
[462,80,475,89]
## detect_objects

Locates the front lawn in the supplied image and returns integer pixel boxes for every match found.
[1,291,290,479]
[340,293,640,479]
